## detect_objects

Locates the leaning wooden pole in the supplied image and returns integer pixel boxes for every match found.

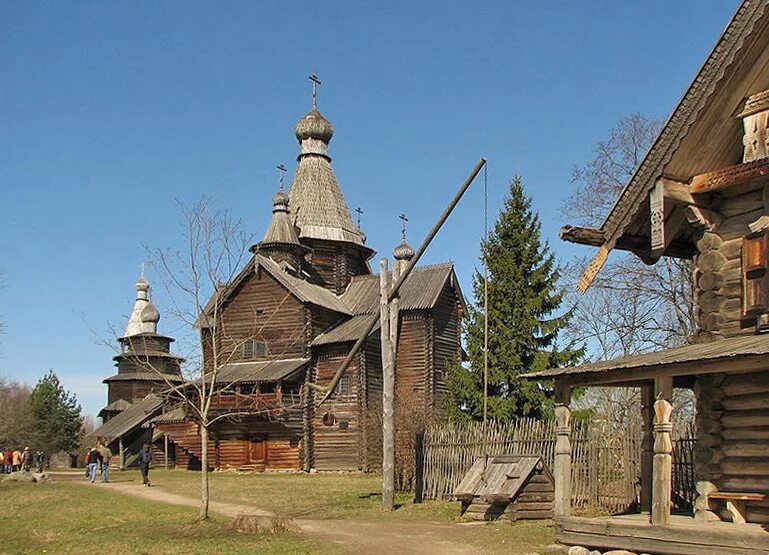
[318,157,487,405]
[380,259,395,510]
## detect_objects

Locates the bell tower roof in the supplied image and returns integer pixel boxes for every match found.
[124,272,161,337]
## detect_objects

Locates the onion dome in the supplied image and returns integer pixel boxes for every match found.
[393,240,415,261]
[295,109,334,143]
[124,273,160,336]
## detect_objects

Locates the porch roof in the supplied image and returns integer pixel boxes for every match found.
[92,394,164,441]
[522,334,769,386]
[213,358,309,384]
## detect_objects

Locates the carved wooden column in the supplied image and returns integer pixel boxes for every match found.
[554,381,572,517]
[652,377,673,526]
[640,383,654,513]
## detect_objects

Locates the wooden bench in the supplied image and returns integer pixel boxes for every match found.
[708,491,767,524]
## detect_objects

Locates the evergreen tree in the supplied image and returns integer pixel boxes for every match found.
[447,176,583,421]
[29,370,83,453]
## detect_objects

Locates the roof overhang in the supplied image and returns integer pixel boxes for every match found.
[522,334,769,387]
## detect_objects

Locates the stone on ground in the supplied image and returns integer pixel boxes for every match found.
[229,513,298,535]
[2,471,36,483]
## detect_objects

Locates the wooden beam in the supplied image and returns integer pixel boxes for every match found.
[640,383,654,514]
[659,176,696,206]
[554,404,571,517]
[560,225,605,247]
[651,397,673,526]
[379,258,395,511]
[691,158,769,194]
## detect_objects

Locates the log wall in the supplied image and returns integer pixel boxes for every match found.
[696,370,769,523]
[313,344,362,470]
[303,239,370,294]
[216,269,307,362]
[431,281,462,412]
[694,187,766,339]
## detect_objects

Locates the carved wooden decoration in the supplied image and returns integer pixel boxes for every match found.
[738,89,769,163]
[650,180,665,257]
[652,398,673,526]
[553,404,572,517]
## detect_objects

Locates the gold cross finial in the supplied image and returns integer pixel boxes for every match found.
[309,73,322,109]
[277,164,287,191]
[399,213,408,241]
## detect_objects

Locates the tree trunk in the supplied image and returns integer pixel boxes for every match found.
[200,424,210,520]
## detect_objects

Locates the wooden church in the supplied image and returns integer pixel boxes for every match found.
[526,1,769,553]
[93,92,465,473]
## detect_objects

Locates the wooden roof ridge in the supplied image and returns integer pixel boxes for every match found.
[574,0,769,289]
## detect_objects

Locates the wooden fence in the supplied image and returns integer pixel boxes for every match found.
[419,418,696,514]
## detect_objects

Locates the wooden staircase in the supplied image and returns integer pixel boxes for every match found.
[156,420,215,470]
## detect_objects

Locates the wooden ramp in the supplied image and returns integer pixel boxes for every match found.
[453,454,554,521]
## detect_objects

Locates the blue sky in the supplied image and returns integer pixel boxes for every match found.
[1,1,740,419]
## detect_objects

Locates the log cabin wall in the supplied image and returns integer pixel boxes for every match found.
[107,380,164,404]
[215,269,307,363]
[212,418,302,471]
[395,312,430,406]
[303,238,370,294]
[694,185,769,339]
[313,344,362,470]
[430,281,463,413]
[695,370,769,523]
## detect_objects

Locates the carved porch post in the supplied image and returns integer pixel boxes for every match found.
[640,383,654,513]
[554,381,572,517]
[651,377,673,526]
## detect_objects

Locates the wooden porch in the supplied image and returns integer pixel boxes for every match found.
[557,513,769,555]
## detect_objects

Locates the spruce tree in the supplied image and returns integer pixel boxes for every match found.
[447,176,582,420]
[29,370,83,453]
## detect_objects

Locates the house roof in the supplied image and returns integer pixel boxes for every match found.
[312,314,380,346]
[522,333,769,384]
[103,372,185,384]
[212,358,309,384]
[572,0,769,288]
[97,399,132,417]
[151,404,187,424]
[92,394,164,440]
[340,263,466,315]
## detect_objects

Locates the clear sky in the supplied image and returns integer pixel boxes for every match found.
[1,1,741,419]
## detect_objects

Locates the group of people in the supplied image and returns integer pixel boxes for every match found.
[2,447,45,474]
[84,442,112,483]
[84,441,152,486]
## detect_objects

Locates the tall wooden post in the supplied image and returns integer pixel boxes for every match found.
[380,258,395,510]
[553,381,572,517]
[640,382,655,513]
[652,377,673,526]
[119,437,125,471]
[164,433,169,470]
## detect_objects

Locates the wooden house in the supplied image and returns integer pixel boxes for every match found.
[525,2,769,553]
[93,99,465,473]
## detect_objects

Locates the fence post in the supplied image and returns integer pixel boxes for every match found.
[414,430,425,503]
[554,381,572,517]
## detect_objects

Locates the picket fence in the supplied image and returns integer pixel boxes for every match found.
[418,418,696,514]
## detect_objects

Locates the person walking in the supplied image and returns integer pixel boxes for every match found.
[97,442,112,483]
[21,447,32,472]
[138,443,152,487]
[12,449,22,472]
[2,449,10,474]
[87,446,102,483]
[35,451,45,473]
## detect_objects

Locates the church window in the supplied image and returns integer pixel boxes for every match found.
[243,339,268,359]
[337,373,351,396]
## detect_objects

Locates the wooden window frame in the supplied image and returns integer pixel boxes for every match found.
[742,232,769,317]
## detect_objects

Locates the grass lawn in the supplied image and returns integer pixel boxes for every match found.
[0,480,340,555]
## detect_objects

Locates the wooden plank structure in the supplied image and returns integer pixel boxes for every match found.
[453,455,554,521]
[524,2,769,552]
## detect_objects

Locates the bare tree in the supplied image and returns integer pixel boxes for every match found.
[563,114,696,425]
[144,197,304,519]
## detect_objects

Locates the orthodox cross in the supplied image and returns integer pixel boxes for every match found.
[309,73,321,109]
[399,213,408,241]
[355,207,363,228]
[140,262,145,278]
[277,164,287,191]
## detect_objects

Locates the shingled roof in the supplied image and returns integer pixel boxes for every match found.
[212,358,309,384]
[523,334,769,385]
[92,394,164,440]
[340,263,466,315]
[312,314,380,346]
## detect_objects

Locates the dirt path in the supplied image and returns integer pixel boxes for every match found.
[55,473,489,555]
